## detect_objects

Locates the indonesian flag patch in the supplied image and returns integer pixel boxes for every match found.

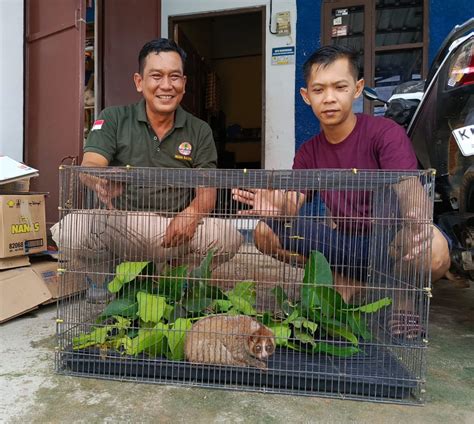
[91,120,104,131]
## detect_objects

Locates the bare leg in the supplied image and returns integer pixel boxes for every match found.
[254,221,361,303]
[431,226,451,282]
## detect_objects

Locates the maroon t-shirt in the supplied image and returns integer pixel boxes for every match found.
[293,114,418,230]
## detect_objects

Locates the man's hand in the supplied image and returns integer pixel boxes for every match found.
[161,212,201,248]
[94,178,123,210]
[79,152,122,209]
[232,189,297,216]
[390,208,434,261]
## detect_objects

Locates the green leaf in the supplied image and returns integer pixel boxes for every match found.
[127,323,169,356]
[268,324,291,347]
[271,286,293,316]
[136,292,167,323]
[283,309,300,324]
[168,305,189,322]
[301,251,334,311]
[113,336,133,352]
[294,329,316,346]
[157,264,188,301]
[303,251,333,287]
[326,324,359,346]
[100,298,138,319]
[108,262,150,293]
[306,286,345,317]
[262,312,273,326]
[182,291,213,313]
[228,281,256,305]
[313,342,360,357]
[291,317,318,334]
[183,281,226,313]
[227,293,257,315]
[212,299,233,312]
[189,249,215,280]
[111,315,131,330]
[167,318,192,360]
[225,281,257,315]
[72,327,110,350]
[345,311,372,341]
[343,297,392,313]
[163,304,175,322]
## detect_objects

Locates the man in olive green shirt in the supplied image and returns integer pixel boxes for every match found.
[52,38,242,277]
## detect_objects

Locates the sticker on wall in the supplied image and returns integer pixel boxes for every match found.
[333,17,342,26]
[271,46,295,65]
[331,25,348,37]
[335,8,348,17]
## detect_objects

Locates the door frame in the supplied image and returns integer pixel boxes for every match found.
[168,6,266,168]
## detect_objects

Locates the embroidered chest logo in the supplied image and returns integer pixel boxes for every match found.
[178,142,192,156]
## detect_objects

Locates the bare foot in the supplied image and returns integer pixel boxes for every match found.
[444,270,471,288]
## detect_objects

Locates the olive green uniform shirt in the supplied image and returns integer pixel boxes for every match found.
[84,100,217,211]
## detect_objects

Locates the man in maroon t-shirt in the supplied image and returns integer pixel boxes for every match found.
[233,46,450,311]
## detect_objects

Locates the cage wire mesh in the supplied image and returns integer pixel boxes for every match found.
[55,166,434,403]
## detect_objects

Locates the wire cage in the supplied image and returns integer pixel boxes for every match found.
[55,166,435,404]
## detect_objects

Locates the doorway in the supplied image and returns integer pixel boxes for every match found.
[169,8,265,169]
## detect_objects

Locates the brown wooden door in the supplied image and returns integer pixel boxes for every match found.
[99,0,162,109]
[25,0,85,227]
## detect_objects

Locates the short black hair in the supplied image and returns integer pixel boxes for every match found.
[138,38,187,74]
[303,45,360,84]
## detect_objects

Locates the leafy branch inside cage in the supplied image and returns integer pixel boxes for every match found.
[268,251,392,357]
[72,250,391,359]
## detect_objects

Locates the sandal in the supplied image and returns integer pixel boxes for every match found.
[387,310,425,341]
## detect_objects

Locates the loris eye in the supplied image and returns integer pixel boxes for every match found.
[266,345,274,353]
[255,345,262,352]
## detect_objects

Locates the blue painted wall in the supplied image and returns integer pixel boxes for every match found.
[428,0,472,64]
[295,0,322,153]
[294,0,473,152]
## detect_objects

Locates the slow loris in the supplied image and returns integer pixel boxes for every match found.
[184,314,276,369]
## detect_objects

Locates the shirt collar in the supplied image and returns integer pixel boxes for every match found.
[136,99,187,129]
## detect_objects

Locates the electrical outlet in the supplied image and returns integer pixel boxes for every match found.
[276,11,291,36]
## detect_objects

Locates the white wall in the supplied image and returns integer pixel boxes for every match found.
[0,0,24,161]
[162,0,297,169]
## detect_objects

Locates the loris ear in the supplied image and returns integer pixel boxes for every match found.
[249,320,262,334]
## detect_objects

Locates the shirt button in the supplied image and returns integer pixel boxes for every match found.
[153,136,157,141]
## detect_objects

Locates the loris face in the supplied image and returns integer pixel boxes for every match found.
[248,329,276,360]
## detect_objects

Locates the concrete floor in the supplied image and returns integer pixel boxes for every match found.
[0,279,473,424]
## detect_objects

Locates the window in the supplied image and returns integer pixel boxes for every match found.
[322,0,428,114]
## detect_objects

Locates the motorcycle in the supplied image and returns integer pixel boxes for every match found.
[363,18,474,281]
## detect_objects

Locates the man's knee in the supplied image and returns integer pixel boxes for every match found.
[431,227,451,282]
[194,218,244,265]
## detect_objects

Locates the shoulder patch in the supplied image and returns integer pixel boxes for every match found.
[91,120,104,131]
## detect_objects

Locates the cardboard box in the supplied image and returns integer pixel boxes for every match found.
[0,194,47,258]
[0,266,52,323]
[0,255,30,270]
[31,260,88,301]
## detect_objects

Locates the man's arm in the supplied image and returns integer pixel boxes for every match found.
[392,176,434,260]
[231,189,305,217]
[161,187,217,248]
[79,152,122,209]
